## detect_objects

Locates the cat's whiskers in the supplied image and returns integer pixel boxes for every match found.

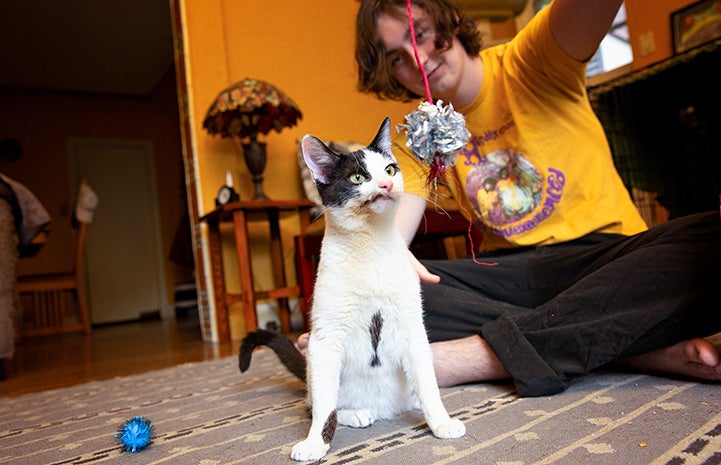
[312,206,328,222]
[402,165,456,213]
[401,164,482,243]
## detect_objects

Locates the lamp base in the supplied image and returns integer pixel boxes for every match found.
[242,140,269,200]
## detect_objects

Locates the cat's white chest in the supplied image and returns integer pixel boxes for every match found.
[317,232,417,292]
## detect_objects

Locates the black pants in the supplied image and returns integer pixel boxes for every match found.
[420,211,721,397]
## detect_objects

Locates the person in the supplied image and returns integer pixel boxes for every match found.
[1,172,51,377]
[300,0,721,397]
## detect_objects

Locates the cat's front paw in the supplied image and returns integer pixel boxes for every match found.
[338,408,375,428]
[291,438,330,462]
[430,418,465,439]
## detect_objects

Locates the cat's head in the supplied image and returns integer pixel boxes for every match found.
[301,117,403,218]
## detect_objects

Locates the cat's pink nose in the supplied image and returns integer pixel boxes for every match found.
[379,180,393,192]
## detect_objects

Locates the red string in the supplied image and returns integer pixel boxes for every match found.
[447,170,498,267]
[406,0,433,104]
[406,0,496,267]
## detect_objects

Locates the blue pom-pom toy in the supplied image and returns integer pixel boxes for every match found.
[115,416,153,453]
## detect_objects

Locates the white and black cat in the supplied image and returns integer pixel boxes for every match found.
[239,117,465,462]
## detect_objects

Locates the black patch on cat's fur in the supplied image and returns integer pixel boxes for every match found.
[315,150,370,208]
[322,410,338,444]
[238,329,306,381]
[369,312,383,367]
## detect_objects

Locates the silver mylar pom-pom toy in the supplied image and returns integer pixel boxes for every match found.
[397,100,471,186]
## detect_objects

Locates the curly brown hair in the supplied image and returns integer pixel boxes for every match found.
[355,0,482,102]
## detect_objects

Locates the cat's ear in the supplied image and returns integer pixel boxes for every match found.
[368,116,392,156]
[301,135,336,184]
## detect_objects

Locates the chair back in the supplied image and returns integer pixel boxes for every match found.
[72,221,88,279]
[72,180,97,277]
[17,182,96,336]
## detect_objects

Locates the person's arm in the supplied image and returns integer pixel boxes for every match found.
[395,192,441,284]
[396,193,427,245]
[549,0,624,62]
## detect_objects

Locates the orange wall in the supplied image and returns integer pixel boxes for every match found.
[180,0,417,338]
[0,71,190,301]
[183,0,416,208]
[626,0,698,69]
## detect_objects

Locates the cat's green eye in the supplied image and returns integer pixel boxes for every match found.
[385,165,397,176]
[349,173,365,184]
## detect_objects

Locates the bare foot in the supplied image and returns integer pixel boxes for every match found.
[620,338,721,381]
[431,335,510,387]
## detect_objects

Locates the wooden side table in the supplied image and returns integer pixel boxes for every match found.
[201,199,315,342]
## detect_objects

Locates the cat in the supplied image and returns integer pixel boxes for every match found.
[238,116,465,462]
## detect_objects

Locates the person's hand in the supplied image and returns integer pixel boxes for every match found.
[407,248,440,284]
[296,332,309,357]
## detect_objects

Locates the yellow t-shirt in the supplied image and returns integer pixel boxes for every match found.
[393,6,647,251]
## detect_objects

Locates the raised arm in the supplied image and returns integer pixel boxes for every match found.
[549,0,624,62]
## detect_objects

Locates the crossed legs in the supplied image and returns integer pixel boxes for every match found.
[296,333,721,389]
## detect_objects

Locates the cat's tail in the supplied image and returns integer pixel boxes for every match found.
[238,328,307,382]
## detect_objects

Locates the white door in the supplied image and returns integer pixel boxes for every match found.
[69,138,166,324]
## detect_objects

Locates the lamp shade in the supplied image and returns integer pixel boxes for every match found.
[202,78,302,140]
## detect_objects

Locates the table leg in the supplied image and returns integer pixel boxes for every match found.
[233,209,257,334]
[267,209,291,332]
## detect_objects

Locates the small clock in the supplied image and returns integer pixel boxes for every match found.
[215,171,240,206]
[216,185,240,206]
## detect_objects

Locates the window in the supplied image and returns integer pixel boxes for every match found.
[531,1,632,79]
[587,4,632,78]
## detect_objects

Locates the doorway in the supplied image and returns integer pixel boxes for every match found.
[69,138,168,324]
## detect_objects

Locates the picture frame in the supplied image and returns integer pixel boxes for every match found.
[671,0,721,54]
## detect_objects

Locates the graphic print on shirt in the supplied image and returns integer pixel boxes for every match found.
[461,147,566,239]
[465,148,542,224]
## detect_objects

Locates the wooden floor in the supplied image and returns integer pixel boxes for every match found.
[0,315,236,398]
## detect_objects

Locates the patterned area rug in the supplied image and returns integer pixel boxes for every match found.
[1,347,720,465]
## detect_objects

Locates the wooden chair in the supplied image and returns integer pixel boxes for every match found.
[17,210,93,336]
